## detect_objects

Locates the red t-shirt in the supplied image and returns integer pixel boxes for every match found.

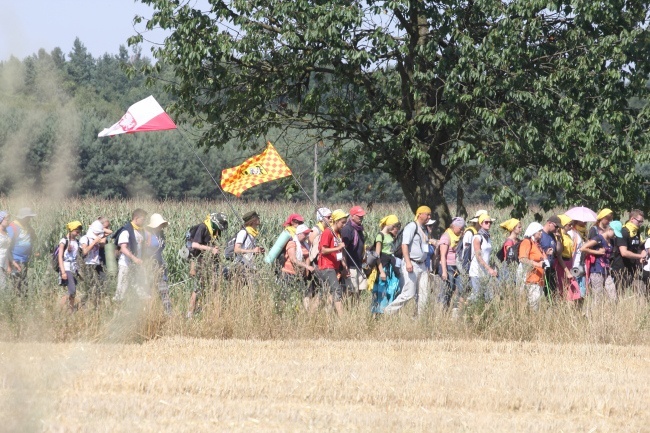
[318,229,343,270]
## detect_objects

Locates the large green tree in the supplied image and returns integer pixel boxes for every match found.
[142,1,650,220]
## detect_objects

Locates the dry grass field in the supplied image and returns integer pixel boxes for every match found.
[2,337,649,432]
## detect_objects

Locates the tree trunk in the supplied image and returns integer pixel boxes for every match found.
[398,161,451,230]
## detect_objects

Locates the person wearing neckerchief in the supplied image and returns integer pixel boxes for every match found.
[518,222,546,309]
[341,205,367,300]
[612,209,647,292]
[383,205,432,316]
[469,213,497,303]
[438,217,466,311]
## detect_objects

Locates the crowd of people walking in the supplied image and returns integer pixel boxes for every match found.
[0,203,647,317]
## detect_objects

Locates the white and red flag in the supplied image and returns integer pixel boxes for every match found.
[97,95,176,137]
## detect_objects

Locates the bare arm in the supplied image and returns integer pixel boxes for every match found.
[580,239,604,256]
[473,237,497,277]
[58,239,66,279]
[439,243,449,280]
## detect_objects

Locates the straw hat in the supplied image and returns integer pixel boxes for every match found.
[148,213,168,229]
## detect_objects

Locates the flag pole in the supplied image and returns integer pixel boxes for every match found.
[174,129,259,251]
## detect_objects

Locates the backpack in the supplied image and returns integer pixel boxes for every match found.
[184,224,202,249]
[496,239,521,264]
[391,228,406,258]
[457,227,477,272]
[51,238,69,272]
[366,232,384,268]
[223,236,237,261]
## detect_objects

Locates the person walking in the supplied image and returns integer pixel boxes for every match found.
[341,205,367,298]
[459,210,487,273]
[497,218,522,283]
[581,226,617,301]
[79,221,109,307]
[280,224,314,306]
[556,214,581,302]
[384,206,432,316]
[612,210,646,292]
[145,213,173,315]
[113,208,149,302]
[306,207,332,310]
[540,215,562,297]
[0,211,12,292]
[437,217,465,311]
[315,209,349,316]
[371,214,401,314]
[518,222,546,310]
[58,221,83,311]
[469,213,498,303]
[6,207,37,297]
[186,212,228,317]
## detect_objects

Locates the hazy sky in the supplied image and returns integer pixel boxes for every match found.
[0,0,168,61]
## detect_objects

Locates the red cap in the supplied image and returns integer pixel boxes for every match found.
[283,213,304,227]
[349,206,366,217]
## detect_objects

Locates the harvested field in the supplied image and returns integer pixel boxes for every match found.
[1,338,649,432]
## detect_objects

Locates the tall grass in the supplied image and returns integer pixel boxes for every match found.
[0,197,648,345]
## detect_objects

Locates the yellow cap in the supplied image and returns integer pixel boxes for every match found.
[66,220,83,232]
[478,214,495,224]
[558,214,572,227]
[331,209,349,222]
[499,218,519,232]
[597,208,613,221]
[379,214,399,228]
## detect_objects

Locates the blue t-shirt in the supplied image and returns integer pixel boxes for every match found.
[7,223,34,263]
[540,231,557,266]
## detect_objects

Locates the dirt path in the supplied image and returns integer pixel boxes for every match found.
[1,338,648,432]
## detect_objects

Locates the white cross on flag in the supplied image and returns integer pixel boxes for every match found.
[97,95,177,137]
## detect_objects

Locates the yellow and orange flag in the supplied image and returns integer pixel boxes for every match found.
[220,142,292,197]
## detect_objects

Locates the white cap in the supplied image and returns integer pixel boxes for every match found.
[295,224,312,235]
[316,207,332,222]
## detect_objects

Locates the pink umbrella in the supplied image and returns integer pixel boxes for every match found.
[565,206,598,222]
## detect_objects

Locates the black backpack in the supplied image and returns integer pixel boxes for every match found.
[390,227,405,258]
[497,240,521,263]
[457,227,477,272]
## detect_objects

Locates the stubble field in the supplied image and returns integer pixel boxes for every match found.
[2,338,649,432]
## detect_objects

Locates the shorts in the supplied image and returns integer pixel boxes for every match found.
[316,268,343,302]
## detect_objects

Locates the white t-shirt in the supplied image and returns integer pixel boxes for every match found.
[0,232,9,270]
[59,238,80,272]
[235,229,256,264]
[117,229,143,266]
[469,233,492,278]
[644,239,650,273]
[79,234,101,265]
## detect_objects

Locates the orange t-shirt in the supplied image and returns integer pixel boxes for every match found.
[518,238,544,286]
[282,240,309,275]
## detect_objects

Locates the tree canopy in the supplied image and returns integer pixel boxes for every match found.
[132,0,650,224]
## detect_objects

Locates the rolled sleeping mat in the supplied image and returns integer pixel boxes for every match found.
[104,242,118,275]
[264,229,292,264]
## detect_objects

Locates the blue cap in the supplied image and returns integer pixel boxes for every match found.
[609,220,623,238]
